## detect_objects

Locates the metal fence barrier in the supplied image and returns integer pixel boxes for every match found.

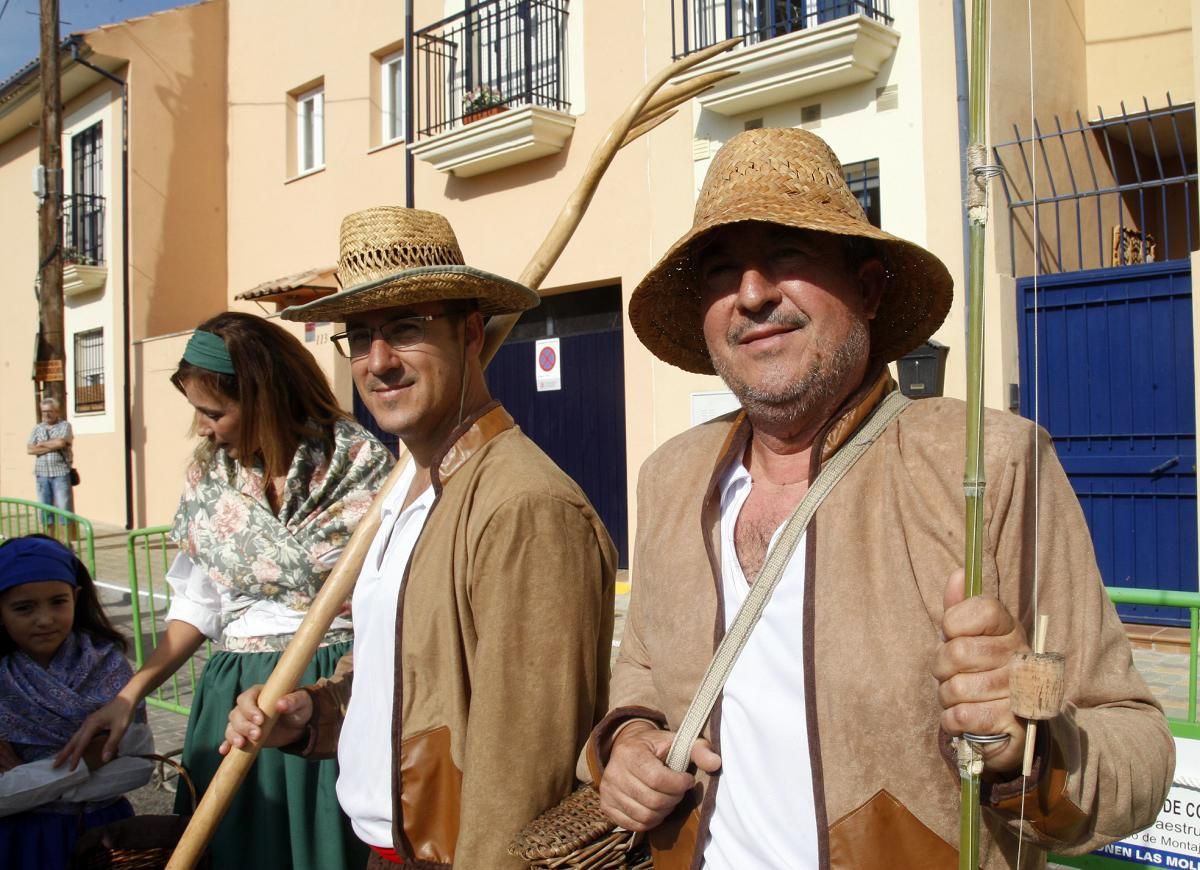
[1106,586,1200,737]
[0,496,96,576]
[127,525,211,716]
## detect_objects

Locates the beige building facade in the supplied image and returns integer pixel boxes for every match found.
[0,1,227,527]
[0,1,1195,582]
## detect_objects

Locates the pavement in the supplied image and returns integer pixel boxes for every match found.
[79,519,1193,819]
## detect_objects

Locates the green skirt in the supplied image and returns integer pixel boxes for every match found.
[175,641,368,870]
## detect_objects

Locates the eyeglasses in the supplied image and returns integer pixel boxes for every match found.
[330,313,456,359]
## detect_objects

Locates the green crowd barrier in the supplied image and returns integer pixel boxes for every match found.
[1052,587,1200,870]
[127,525,211,715]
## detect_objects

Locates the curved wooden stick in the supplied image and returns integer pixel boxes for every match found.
[166,37,741,870]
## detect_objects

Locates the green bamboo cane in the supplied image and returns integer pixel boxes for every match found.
[959,0,992,866]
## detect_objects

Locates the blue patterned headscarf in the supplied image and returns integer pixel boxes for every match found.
[0,632,136,762]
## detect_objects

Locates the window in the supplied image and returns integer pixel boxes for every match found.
[296,86,325,173]
[842,158,880,227]
[67,122,104,264]
[382,51,405,143]
[73,328,104,414]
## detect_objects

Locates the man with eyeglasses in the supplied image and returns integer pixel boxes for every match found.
[221,207,617,869]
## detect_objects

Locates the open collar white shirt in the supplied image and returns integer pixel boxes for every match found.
[702,456,820,868]
[335,458,435,848]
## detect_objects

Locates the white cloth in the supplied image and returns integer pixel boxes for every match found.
[702,458,819,869]
[336,459,434,848]
[0,722,154,817]
[164,550,350,641]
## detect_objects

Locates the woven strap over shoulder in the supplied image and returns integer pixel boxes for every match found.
[664,390,910,772]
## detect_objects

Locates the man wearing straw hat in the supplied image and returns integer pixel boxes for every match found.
[587,128,1171,867]
[222,207,617,869]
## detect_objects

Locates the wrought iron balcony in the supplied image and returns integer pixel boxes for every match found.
[414,0,571,139]
[62,192,105,266]
[672,0,893,59]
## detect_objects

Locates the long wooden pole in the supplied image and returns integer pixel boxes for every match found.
[36,0,65,410]
[166,37,741,870]
[959,0,991,866]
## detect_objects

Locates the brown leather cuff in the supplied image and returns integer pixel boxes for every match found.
[586,705,668,785]
[279,686,340,760]
[988,720,1088,842]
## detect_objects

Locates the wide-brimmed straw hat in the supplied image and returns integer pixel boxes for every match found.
[629,127,953,373]
[282,207,538,322]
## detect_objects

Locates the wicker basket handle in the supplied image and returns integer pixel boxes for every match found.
[133,753,199,814]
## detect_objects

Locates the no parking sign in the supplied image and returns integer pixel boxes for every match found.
[535,338,561,392]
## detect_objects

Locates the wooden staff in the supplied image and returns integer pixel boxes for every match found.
[165,37,741,870]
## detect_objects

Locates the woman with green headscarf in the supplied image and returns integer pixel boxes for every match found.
[60,311,393,870]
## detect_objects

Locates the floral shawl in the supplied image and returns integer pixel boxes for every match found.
[170,418,393,626]
[0,633,136,762]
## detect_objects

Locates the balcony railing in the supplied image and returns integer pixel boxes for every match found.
[673,0,892,59]
[62,193,105,265]
[414,0,570,139]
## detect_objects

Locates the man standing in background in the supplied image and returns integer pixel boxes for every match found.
[27,397,74,535]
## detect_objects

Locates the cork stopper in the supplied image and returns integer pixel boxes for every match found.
[1009,651,1066,719]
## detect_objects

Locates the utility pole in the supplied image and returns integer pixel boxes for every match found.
[36,0,65,408]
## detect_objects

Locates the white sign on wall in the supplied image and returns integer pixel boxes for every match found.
[690,390,741,426]
[535,338,561,392]
[1087,736,1200,868]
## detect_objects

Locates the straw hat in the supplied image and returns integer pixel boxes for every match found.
[282,207,538,322]
[629,127,953,373]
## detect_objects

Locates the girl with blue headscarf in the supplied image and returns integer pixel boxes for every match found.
[0,535,153,869]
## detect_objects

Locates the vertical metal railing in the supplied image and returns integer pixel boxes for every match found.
[994,97,1197,276]
[127,525,211,716]
[671,0,893,59]
[0,497,96,576]
[62,192,106,265]
[414,0,571,138]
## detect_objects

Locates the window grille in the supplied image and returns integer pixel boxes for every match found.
[414,0,570,138]
[993,98,1197,276]
[73,328,105,414]
[66,122,104,264]
[673,0,892,59]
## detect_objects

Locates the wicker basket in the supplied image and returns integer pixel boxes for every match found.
[509,784,651,869]
[71,754,208,870]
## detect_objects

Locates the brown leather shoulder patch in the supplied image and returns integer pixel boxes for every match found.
[399,724,462,865]
[829,789,957,870]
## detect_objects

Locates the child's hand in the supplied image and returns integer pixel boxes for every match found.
[56,694,135,771]
[80,734,109,772]
[0,740,21,773]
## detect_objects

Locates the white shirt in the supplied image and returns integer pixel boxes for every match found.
[164,550,351,641]
[702,458,819,868]
[336,459,434,848]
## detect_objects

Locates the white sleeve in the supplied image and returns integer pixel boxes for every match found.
[0,758,89,817]
[164,552,223,640]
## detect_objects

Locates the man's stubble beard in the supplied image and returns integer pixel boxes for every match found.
[710,318,871,430]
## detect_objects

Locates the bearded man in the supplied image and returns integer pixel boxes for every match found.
[587,127,1172,869]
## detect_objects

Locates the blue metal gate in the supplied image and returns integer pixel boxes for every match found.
[484,286,629,567]
[1017,261,1196,625]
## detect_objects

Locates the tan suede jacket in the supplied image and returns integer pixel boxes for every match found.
[588,373,1172,870]
[299,404,617,870]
